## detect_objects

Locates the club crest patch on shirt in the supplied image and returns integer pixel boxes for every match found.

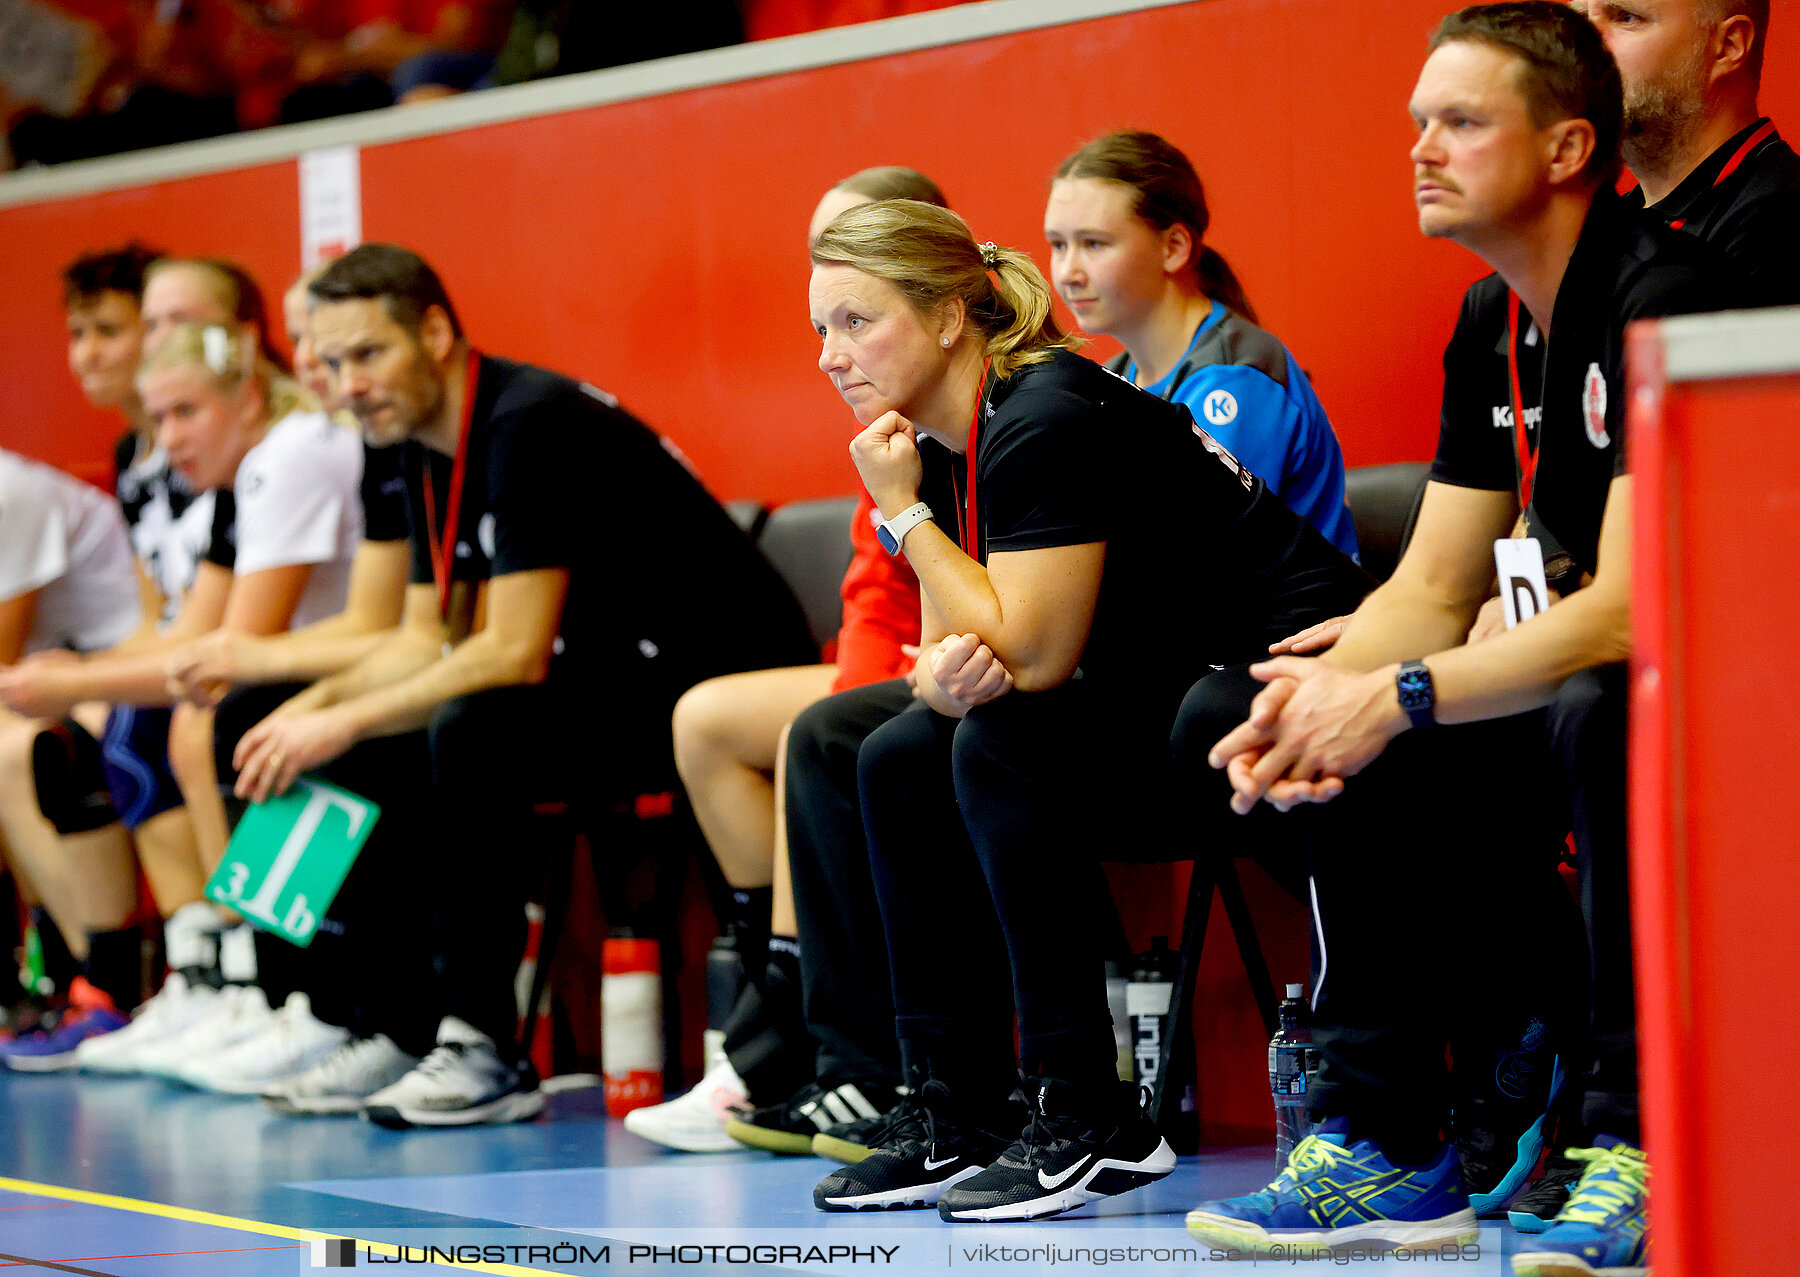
[1582,363,1609,449]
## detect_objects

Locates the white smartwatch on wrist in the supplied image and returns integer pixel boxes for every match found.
[874,501,933,556]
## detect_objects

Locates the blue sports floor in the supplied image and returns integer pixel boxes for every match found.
[0,1070,1531,1274]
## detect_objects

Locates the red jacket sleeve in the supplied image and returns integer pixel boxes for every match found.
[830,491,921,692]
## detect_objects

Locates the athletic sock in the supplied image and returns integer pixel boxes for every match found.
[164,901,225,988]
[83,925,144,1013]
[725,887,772,982]
[217,922,259,986]
[29,907,78,991]
[766,935,800,985]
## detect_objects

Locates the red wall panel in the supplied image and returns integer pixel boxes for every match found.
[13,0,1792,503]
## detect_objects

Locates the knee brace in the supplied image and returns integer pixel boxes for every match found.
[31,719,121,835]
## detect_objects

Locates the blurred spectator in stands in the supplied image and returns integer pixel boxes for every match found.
[272,0,508,117]
[5,0,289,166]
[488,0,741,88]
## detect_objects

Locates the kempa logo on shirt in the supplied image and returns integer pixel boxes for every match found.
[1582,363,1610,448]
[1201,390,1239,426]
[1491,404,1543,430]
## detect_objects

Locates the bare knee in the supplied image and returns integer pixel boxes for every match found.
[672,677,735,785]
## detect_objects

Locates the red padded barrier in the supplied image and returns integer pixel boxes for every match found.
[1630,315,1800,1277]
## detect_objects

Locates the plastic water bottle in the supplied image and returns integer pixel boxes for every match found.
[601,930,664,1116]
[1270,982,1318,1163]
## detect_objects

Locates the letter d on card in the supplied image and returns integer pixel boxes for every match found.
[205,777,379,946]
[1494,538,1551,630]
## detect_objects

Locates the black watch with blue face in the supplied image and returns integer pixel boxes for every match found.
[1395,660,1436,730]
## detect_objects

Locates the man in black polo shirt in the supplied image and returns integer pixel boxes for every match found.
[1578,0,1800,305]
[231,244,814,1126]
[1185,7,1722,1274]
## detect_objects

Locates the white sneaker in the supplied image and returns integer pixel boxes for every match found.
[178,993,350,1094]
[363,1017,544,1128]
[75,972,222,1075]
[265,1035,420,1115]
[131,984,273,1079]
[623,1058,748,1152]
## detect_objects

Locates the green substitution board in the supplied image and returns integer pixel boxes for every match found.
[205,777,380,946]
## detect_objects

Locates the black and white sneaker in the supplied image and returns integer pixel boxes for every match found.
[726,1078,902,1155]
[813,1086,912,1164]
[938,1077,1176,1222]
[362,1017,544,1128]
[813,1081,1017,1212]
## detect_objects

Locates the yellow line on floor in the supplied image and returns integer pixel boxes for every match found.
[0,1176,574,1276]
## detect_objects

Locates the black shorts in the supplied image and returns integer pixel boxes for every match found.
[98,705,184,830]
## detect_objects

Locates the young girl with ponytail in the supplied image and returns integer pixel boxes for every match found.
[803,200,1367,1221]
[1047,131,1358,558]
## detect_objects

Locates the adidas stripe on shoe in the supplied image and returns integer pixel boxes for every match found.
[727,1079,899,1155]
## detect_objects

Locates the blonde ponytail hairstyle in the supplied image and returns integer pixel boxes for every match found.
[138,321,319,423]
[810,200,1077,381]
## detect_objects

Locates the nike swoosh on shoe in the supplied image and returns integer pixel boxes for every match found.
[1038,1154,1091,1190]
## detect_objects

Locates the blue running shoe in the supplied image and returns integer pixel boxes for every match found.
[1185,1123,1477,1256]
[1,979,127,1073]
[1511,1137,1648,1277]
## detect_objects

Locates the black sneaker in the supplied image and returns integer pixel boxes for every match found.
[813,1086,911,1164]
[725,1078,902,1155]
[813,1080,1017,1212]
[1506,1146,1584,1233]
[938,1077,1176,1222]
[1451,1020,1562,1215]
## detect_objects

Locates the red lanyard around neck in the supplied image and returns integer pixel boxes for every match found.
[1506,292,1540,512]
[1670,120,1775,229]
[420,347,481,620]
[958,362,991,558]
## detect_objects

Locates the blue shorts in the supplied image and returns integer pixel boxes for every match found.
[99,705,184,830]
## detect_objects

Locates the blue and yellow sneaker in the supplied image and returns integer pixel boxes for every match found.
[1185,1122,1477,1256]
[1511,1137,1648,1277]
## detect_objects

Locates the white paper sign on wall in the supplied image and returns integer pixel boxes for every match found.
[300,146,362,268]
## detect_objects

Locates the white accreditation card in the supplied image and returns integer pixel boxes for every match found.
[1494,538,1551,629]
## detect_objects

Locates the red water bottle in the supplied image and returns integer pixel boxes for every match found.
[601,930,664,1116]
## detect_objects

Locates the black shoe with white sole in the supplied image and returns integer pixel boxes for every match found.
[813,1080,1018,1212]
[938,1077,1176,1222]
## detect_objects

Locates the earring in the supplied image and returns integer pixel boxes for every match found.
[941,337,951,347]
